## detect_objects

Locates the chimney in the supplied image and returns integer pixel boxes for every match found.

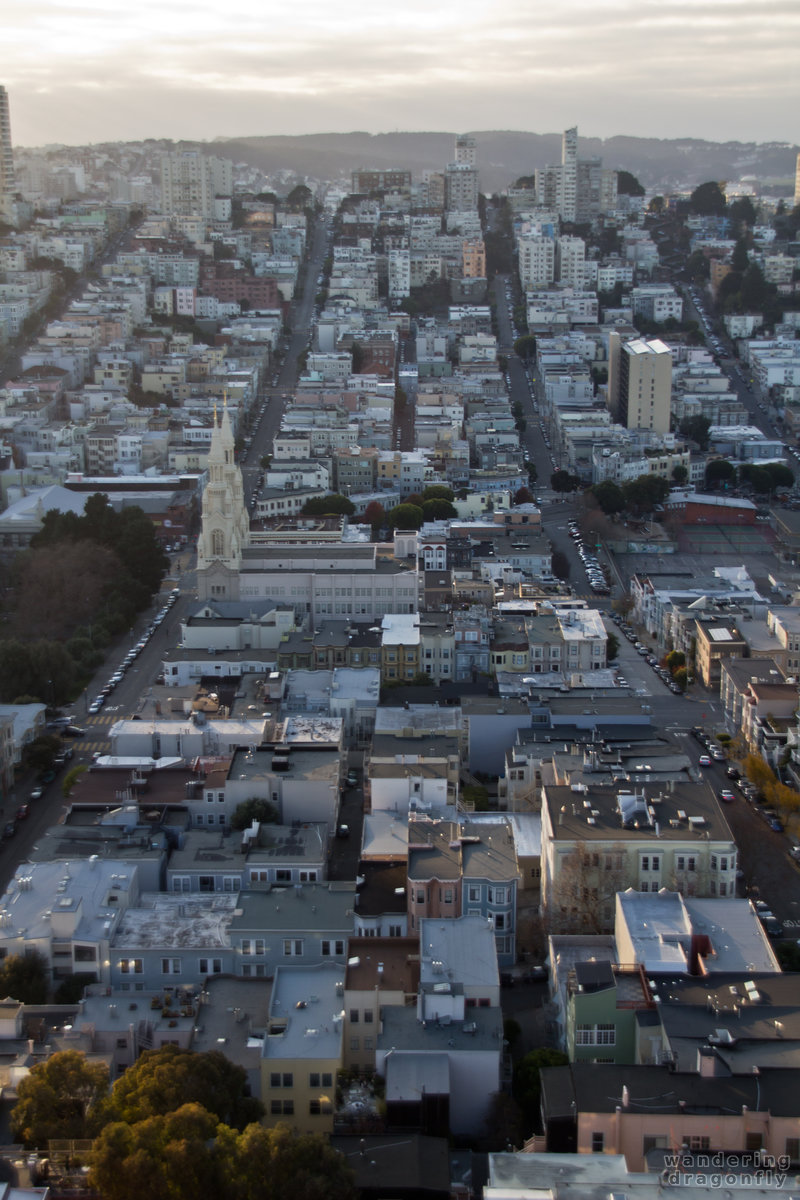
[622,1084,630,1108]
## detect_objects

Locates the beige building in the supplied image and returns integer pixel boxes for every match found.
[541,782,737,934]
[261,962,344,1135]
[608,334,672,433]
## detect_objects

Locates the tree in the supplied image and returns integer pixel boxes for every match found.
[666,650,685,674]
[731,236,750,273]
[551,549,570,581]
[679,415,711,450]
[617,170,645,197]
[513,335,537,361]
[387,503,424,530]
[105,1045,264,1130]
[705,458,736,489]
[363,500,386,535]
[729,196,757,228]
[286,184,312,210]
[512,1049,569,1132]
[0,949,49,1005]
[421,485,454,502]
[300,493,355,517]
[11,1049,109,1145]
[421,498,457,521]
[550,469,580,493]
[648,195,665,214]
[89,1104,221,1200]
[672,464,689,484]
[621,475,670,515]
[513,487,533,506]
[606,631,620,662]
[690,181,727,216]
[589,480,625,515]
[230,798,279,831]
[217,1121,357,1200]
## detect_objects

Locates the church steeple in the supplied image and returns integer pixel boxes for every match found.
[197,395,249,591]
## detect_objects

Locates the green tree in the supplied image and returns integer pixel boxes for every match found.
[617,170,645,197]
[551,549,570,581]
[705,459,736,489]
[105,1045,264,1130]
[689,181,727,216]
[217,1121,357,1200]
[387,503,424,530]
[672,464,689,484]
[550,469,580,493]
[300,493,355,517]
[731,237,750,273]
[606,631,620,662]
[286,184,312,210]
[89,1104,220,1200]
[421,485,454,502]
[621,474,670,515]
[648,196,665,214]
[678,414,711,450]
[230,798,279,831]
[590,480,626,515]
[513,487,534,506]
[0,950,50,1005]
[729,196,757,228]
[512,1049,569,1131]
[11,1049,109,1145]
[513,335,537,361]
[421,499,457,521]
[666,650,686,674]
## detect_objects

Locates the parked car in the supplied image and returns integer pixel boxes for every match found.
[345,769,359,788]
[15,805,29,821]
[698,755,712,767]
[2,821,16,840]
[29,786,44,801]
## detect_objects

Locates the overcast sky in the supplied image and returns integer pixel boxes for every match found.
[5,0,799,148]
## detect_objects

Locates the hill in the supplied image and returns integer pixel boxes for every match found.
[212,130,799,194]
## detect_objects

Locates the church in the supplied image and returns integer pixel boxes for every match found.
[196,407,419,624]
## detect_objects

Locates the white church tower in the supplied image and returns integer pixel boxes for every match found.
[196,402,249,600]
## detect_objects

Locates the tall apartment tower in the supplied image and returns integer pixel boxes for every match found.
[795,152,800,207]
[560,126,578,223]
[160,150,233,217]
[607,333,672,433]
[455,134,477,167]
[0,86,15,198]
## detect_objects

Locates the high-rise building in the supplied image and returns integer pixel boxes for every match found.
[0,85,15,198]
[159,150,232,218]
[445,162,479,212]
[794,152,800,207]
[607,333,672,433]
[535,126,618,223]
[455,134,477,167]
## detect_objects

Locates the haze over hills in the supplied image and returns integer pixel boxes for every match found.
[211,130,800,194]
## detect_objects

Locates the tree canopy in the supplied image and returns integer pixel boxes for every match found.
[11,1049,109,1145]
[689,181,727,216]
[89,1111,356,1200]
[387,503,424,530]
[617,170,645,197]
[104,1045,264,1131]
[230,798,279,831]
[300,493,355,517]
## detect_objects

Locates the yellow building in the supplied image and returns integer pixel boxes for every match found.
[261,963,343,1136]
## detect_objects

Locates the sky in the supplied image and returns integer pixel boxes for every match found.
[5,0,800,149]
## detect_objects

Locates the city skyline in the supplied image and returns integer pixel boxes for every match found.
[5,0,799,149]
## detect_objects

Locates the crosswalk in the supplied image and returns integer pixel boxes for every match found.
[82,713,116,753]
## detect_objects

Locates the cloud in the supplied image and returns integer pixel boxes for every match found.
[4,0,799,144]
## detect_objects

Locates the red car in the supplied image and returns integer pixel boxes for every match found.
[16,804,29,820]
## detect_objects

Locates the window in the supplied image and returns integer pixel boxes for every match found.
[575,1023,616,1046]
[116,1037,128,1049]
[242,939,265,956]
[364,1010,374,1024]
[282,1073,293,1088]
[161,958,181,976]
[283,939,303,957]
[199,958,222,975]
[321,940,344,957]
[270,1073,281,1088]
[591,1132,604,1153]
[685,1136,710,1151]
[643,1135,668,1156]
[322,1073,333,1088]
[468,885,480,902]
[349,1009,359,1023]
[785,1138,800,1162]
[120,959,142,975]
[309,1073,320,1088]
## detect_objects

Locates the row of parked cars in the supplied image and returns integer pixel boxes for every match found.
[88,589,179,713]
[610,611,684,694]
[568,521,611,595]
